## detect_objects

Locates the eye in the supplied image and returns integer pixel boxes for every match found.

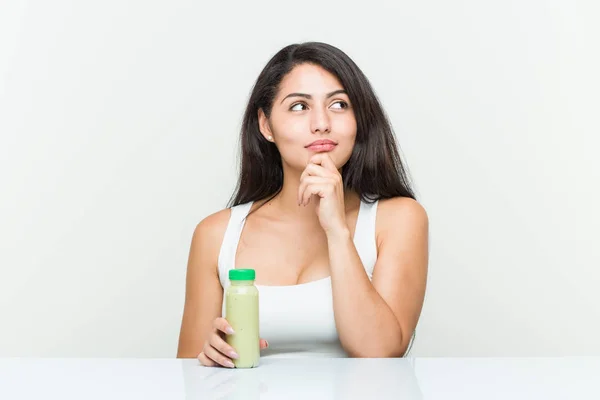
[290,102,308,111]
[330,101,349,109]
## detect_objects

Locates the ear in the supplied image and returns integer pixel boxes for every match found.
[258,108,274,143]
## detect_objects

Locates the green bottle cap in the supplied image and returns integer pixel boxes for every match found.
[229,269,256,281]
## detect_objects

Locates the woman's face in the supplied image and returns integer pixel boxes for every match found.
[259,63,357,171]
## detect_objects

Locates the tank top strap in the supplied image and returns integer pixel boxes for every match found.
[217,201,253,289]
[353,198,379,279]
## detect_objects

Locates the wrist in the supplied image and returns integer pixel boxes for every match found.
[325,225,351,242]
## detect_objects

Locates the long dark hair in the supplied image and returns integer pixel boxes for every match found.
[228,42,415,208]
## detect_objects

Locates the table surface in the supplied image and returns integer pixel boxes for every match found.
[1,356,599,399]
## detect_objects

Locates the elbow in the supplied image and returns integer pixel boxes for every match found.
[340,320,409,358]
[343,339,408,359]
[177,352,198,359]
[346,347,406,359]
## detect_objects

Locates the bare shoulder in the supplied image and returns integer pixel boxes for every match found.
[377,197,429,227]
[376,197,429,240]
[191,208,232,261]
[195,208,231,238]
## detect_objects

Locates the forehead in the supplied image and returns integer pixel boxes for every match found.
[277,63,344,96]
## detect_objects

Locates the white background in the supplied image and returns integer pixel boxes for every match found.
[1,0,599,357]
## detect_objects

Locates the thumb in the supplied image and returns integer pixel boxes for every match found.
[259,338,269,350]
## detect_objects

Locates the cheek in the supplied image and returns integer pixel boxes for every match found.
[274,126,305,155]
[271,113,303,141]
[334,121,357,166]
[332,113,357,135]
[336,118,357,144]
[336,141,355,167]
[270,121,308,166]
[342,116,357,132]
[279,125,304,143]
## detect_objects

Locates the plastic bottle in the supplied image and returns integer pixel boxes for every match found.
[225,269,260,368]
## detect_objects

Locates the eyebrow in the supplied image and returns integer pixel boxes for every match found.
[280,89,348,104]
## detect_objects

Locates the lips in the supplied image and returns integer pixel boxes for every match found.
[305,139,337,152]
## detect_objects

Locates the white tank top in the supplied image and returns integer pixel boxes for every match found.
[217,199,413,358]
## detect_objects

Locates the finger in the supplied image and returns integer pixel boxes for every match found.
[302,158,341,190]
[197,351,217,367]
[299,164,336,205]
[309,153,338,172]
[213,317,235,335]
[209,331,240,360]
[260,339,269,350]
[301,163,331,181]
[302,183,334,206]
[203,342,235,368]
[299,178,333,206]
[298,176,328,205]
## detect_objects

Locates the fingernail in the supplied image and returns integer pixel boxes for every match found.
[226,327,235,335]
[229,351,239,359]
[225,360,235,368]
[265,340,269,348]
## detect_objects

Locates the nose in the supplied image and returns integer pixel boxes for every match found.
[310,107,331,134]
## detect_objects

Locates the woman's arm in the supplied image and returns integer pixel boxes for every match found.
[176,211,229,358]
[328,197,429,357]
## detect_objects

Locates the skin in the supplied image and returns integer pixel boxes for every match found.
[177,63,429,366]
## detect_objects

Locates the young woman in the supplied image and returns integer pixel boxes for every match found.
[177,42,429,367]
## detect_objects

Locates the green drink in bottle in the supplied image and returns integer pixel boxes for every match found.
[225,269,260,368]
